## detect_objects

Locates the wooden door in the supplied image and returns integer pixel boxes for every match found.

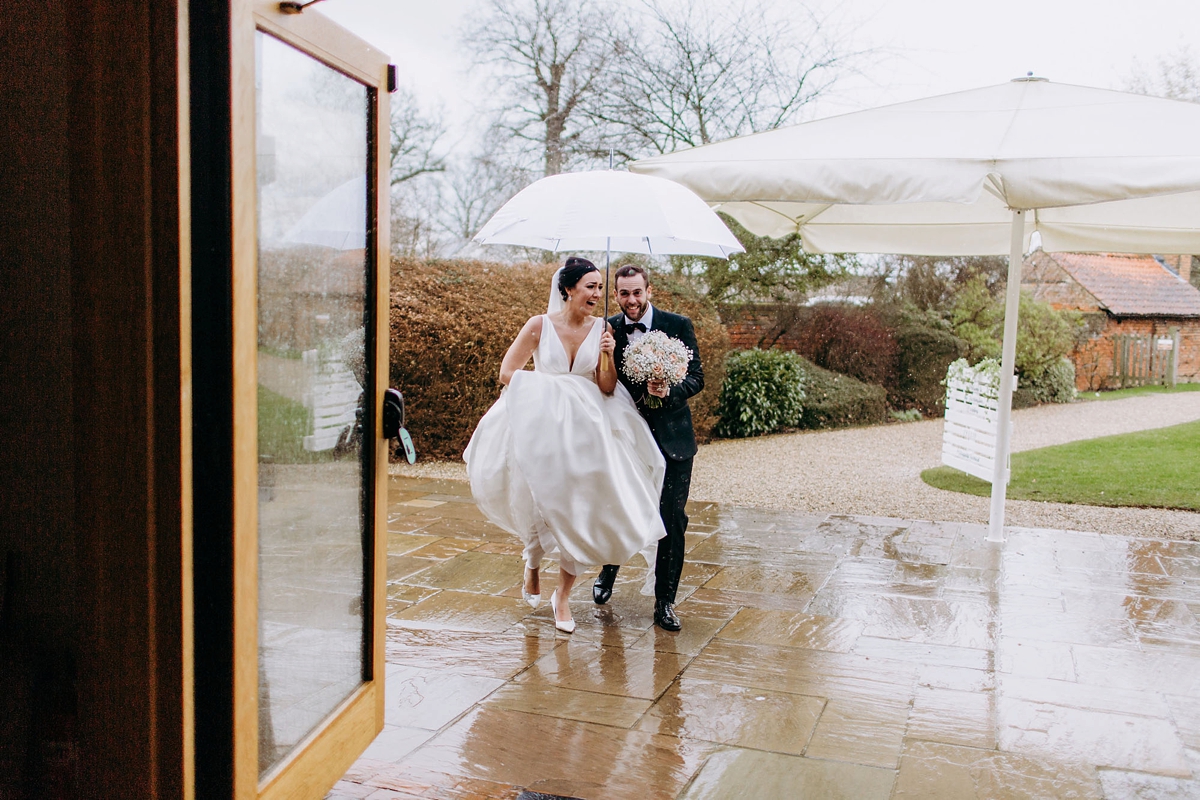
[227,4,390,797]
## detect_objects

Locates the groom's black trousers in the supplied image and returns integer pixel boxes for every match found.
[653,456,693,603]
[603,457,693,603]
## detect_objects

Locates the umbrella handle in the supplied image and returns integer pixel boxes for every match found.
[602,245,612,373]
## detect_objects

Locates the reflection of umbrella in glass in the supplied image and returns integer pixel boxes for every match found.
[473,169,744,325]
[633,78,1200,540]
[284,175,366,250]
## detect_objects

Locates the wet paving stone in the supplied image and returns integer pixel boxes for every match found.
[484,682,652,729]
[386,532,442,556]
[907,686,996,749]
[703,563,826,596]
[516,639,692,700]
[717,609,864,653]
[389,590,532,633]
[405,551,523,595]
[997,695,1191,777]
[680,748,895,800]
[892,740,1105,799]
[384,665,506,730]
[636,678,826,755]
[398,707,717,800]
[804,695,912,768]
[629,615,727,656]
[332,478,1200,799]
[385,626,560,680]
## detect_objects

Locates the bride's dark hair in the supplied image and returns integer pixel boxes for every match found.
[558,256,599,301]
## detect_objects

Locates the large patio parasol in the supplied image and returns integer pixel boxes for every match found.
[631,77,1200,540]
[473,168,744,331]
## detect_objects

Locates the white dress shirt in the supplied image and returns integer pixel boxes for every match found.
[623,304,654,344]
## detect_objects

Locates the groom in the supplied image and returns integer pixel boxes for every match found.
[594,264,703,631]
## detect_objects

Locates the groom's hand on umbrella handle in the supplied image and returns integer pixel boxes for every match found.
[599,329,615,355]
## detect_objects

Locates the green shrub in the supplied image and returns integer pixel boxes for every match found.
[948,276,1082,385]
[389,258,731,460]
[1014,294,1081,382]
[797,358,888,429]
[714,349,806,438]
[892,324,969,415]
[1023,357,1077,404]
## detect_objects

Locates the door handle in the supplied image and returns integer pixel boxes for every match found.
[382,388,404,439]
[382,388,416,463]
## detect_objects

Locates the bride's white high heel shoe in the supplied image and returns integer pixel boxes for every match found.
[549,588,575,633]
[522,566,541,609]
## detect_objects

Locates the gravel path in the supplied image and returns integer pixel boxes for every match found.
[392,392,1200,540]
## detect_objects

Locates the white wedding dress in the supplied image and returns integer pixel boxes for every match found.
[463,313,666,573]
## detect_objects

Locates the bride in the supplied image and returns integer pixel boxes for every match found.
[463,257,666,633]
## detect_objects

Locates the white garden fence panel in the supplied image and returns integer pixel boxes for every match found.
[302,349,363,452]
[943,359,1010,484]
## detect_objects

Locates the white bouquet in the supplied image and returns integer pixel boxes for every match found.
[621,330,693,408]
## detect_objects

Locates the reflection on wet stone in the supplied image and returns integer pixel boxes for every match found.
[335,480,1200,798]
[637,678,825,755]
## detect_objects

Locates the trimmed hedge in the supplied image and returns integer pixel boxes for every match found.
[714,349,806,438]
[797,358,889,429]
[892,324,969,415]
[388,258,730,460]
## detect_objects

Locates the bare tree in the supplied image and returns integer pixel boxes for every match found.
[389,86,447,186]
[465,0,617,176]
[1125,45,1200,103]
[593,0,860,157]
[437,148,535,243]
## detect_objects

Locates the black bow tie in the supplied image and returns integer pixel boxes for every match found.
[624,322,647,334]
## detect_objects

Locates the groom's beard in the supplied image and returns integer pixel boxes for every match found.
[620,300,648,321]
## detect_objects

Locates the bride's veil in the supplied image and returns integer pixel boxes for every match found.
[546,266,565,315]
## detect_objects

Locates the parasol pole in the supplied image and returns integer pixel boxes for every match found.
[988,208,1025,543]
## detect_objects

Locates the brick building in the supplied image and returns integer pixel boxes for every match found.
[1022,250,1200,390]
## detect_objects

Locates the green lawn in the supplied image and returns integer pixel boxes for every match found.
[922,419,1200,511]
[1076,383,1200,402]
[258,385,336,464]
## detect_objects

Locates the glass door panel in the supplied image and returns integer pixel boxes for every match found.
[254,30,370,777]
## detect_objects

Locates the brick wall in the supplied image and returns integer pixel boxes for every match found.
[721,305,807,351]
[1072,316,1200,391]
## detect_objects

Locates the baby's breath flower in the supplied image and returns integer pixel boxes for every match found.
[622,331,692,407]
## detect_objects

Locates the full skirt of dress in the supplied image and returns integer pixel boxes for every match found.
[463,369,666,570]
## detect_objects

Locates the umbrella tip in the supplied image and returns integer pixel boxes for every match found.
[1012,72,1048,82]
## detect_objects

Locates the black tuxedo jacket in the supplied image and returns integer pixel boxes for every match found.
[609,307,704,461]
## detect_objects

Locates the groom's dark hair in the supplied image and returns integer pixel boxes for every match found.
[614,264,650,285]
[558,256,599,300]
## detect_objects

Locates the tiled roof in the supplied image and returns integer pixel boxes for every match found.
[1044,252,1200,317]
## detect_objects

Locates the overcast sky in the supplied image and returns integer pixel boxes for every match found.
[321,0,1198,144]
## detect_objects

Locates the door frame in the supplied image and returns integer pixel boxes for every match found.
[229,4,390,797]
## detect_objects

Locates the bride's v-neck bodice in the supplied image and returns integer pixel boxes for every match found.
[534,314,601,378]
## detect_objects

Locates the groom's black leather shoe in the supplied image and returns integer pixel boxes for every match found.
[654,600,681,632]
[593,565,618,605]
